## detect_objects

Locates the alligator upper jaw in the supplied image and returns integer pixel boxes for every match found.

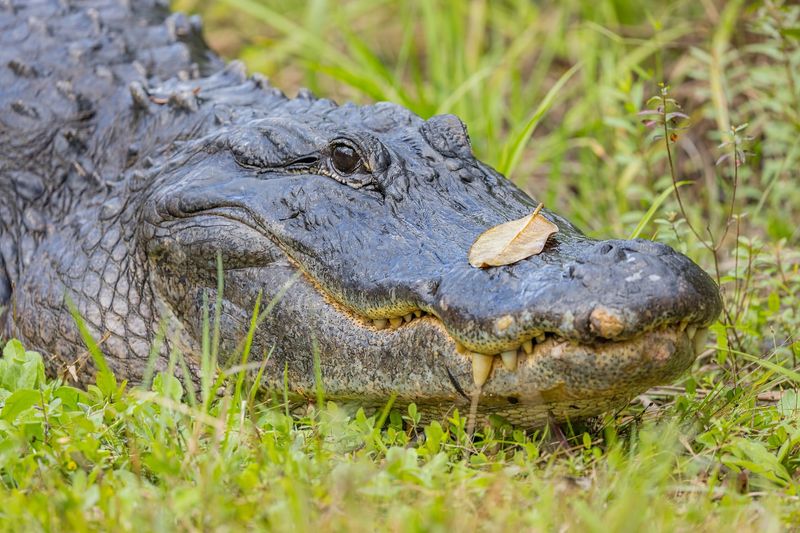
[146,149,723,361]
[281,223,723,356]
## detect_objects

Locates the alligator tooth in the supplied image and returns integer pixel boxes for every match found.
[389,317,403,328]
[693,327,709,354]
[536,333,546,343]
[501,350,518,371]
[678,320,688,332]
[522,340,533,354]
[413,310,423,318]
[686,325,697,340]
[455,342,469,354]
[373,318,388,330]
[472,353,494,386]
[403,313,413,323]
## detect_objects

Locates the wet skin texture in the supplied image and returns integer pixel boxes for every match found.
[0,0,721,425]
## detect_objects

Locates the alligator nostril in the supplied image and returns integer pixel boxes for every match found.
[594,242,626,262]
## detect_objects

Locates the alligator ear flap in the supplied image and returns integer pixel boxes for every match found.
[421,114,472,158]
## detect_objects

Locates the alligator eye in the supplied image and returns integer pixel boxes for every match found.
[331,144,363,175]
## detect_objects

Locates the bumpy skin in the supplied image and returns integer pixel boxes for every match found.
[0,0,721,425]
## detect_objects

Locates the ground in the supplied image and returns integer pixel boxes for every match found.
[0,0,799,530]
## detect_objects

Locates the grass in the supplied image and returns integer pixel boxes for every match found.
[2,0,800,530]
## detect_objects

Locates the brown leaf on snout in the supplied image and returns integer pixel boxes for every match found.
[468,203,558,268]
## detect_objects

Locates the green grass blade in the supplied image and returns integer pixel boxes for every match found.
[734,350,800,384]
[497,62,582,179]
[65,297,109,375]
[629,180,692,239]
[211,252,224,380]
[232,290,262,407]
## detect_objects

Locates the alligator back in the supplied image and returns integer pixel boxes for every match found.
[0,0,215,309]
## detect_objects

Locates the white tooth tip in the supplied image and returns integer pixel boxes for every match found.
[522,340,533,354]
[501,350,518,371]
[472,353,494,386]
[403,313,413,322]
[687,325,697,340]
[536,333,546,343]
[389,317,403,328]
[693,327,709,354]
[373,318,388,330]
[413,310,422,318]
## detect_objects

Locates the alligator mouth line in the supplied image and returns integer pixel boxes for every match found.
[354,309,709,387]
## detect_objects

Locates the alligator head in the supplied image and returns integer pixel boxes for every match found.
[135,76,721,425]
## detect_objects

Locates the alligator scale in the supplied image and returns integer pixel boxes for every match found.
[0,0,721,425]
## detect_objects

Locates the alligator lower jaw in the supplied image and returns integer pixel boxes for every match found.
[316,312,701,426]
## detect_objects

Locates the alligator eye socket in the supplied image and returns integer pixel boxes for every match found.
[331,144,363,175]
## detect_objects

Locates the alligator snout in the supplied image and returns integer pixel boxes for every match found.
[571,238,721,333]
[426,236,721,356]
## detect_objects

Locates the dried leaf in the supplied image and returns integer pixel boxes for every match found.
[468,203,558,268]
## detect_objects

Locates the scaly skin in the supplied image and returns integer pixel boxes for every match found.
[0,0,721,425]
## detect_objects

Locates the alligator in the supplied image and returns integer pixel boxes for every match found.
[0,0,721,426]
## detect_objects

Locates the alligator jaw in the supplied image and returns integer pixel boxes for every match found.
[230,265,708,427]
[142,162,721,427]
[293,260,710,398]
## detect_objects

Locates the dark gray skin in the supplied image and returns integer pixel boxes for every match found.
[1,0,721,425]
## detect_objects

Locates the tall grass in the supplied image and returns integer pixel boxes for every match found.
[0,0,798,530]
